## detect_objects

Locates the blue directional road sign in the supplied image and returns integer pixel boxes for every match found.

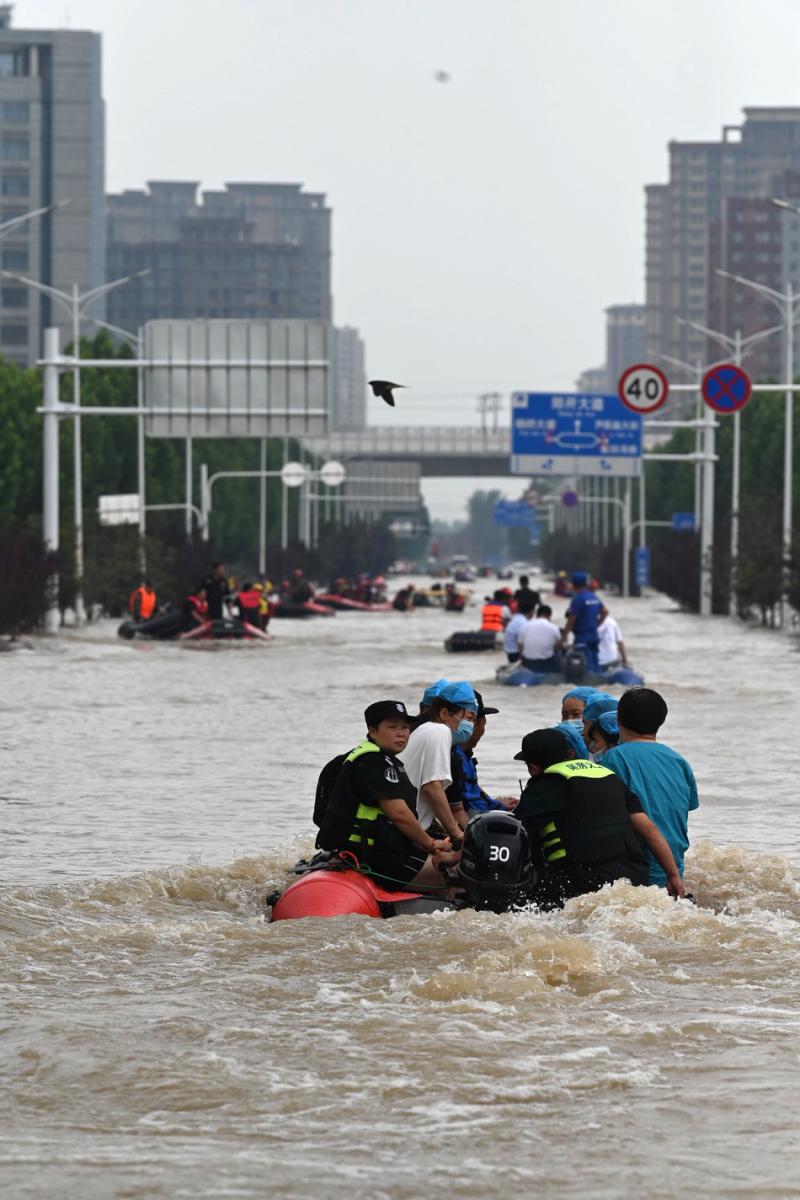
[493,499,538,527]
[671,512,696,532]
[634,546,651,588]
[510,392,642,477]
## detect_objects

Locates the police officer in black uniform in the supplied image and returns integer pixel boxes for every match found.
[317,700,454,887]
[513,728,684,909]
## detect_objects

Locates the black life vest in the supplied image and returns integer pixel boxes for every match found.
[316,740,412,856]
[537,760,646,878]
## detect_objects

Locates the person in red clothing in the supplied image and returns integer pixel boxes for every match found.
[236,582,262,626]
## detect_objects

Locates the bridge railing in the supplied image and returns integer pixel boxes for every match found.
[302,426,510,457]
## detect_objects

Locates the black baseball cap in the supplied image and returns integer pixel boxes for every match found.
[473,690,499,718]
[513,728,569,765]
[364,700,413,727]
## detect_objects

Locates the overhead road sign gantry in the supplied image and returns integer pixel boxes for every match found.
[510,391,642,477]
[701,363,752,414]
[618,363,669,414]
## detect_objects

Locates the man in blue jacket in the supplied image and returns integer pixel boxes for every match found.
[563,571,607,672]
[447,692,518,819]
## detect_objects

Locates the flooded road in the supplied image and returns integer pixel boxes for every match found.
[2,582,800,1198]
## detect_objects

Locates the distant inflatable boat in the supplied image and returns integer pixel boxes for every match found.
[496,661,644,688]
[314,593,393,612]
[445,630,498,652]
[118,614,272,642]
[271,599,336,618]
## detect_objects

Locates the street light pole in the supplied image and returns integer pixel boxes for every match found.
[676,317,781,613]
[2,268,149,622]
[715,266,800,626]
[87,315,146,572]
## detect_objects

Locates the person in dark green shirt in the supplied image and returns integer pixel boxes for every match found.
[513,728,684,909]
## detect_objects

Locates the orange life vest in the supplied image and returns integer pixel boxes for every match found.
[238,589,261,612]
[129,586,156,619]
[481,602,504,633]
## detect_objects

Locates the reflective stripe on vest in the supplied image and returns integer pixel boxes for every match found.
[544,761,614,782]
[481,603,504,632]
[539,819,567,863]
[345,741,383,847]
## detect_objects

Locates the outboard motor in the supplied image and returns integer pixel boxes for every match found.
[563,646,587,683]
[457,812,536,913]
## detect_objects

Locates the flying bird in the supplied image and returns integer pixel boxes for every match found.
[369,380,407,408]
[433,70,451,84]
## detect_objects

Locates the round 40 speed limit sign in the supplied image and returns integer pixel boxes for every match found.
[618,363,669,414]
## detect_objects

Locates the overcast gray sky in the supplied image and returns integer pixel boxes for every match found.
[20,0,800,519]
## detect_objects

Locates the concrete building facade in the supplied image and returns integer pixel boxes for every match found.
[331,325,366,431]
[0,4,104,363]
[645,108,800,381]
[106,181,331,333]
[605,303,646,391]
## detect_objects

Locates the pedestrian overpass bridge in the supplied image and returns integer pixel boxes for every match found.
[302,426,510,475]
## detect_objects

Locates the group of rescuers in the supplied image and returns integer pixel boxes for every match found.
[480,572,626,674]
[314,680,699,909]
[129,563,273,632]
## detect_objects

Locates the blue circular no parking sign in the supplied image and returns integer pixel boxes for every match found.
[701,364,752,413]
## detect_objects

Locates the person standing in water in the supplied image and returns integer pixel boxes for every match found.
[602,688,699,888]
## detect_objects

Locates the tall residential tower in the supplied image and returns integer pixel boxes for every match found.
[0,4,104,363]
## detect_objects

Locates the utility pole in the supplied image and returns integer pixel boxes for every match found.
[477,392,502,434]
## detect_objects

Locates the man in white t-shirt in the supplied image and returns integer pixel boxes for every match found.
[518,604,563,673]
[400,680,478,842]
[598,612,628,668]
[503,601,534,663]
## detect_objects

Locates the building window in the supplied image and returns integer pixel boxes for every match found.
[1,174,29,196]
[2,247,28,269]
[1,101,29,122]
[1,323,27,344]
[0,48,28,77]
[1,286,26,306]
[0,136,29,160]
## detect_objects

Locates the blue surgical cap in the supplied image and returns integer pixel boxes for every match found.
[597,711,619,737]
[422,678,450,706]
[553,721,590,760]
[584,694,619,722]
[440,680,478,712]
[562,686,599,704]
[571,571,588,586]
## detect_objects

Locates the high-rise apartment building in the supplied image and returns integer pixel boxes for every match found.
[105,181,331,333]
[331,325,366,431]
[606,304,646,391]
[0,4,104,363]
[645,108,800,381]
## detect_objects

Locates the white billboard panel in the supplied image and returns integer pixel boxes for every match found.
[143,319,329,438]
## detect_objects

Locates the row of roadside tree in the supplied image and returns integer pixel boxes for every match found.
[0,332,399,635]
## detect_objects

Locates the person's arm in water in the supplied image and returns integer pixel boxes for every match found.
[420,780,463,842]
[628,812,685,898]
[379,798,452,855]
[617,636,629,666]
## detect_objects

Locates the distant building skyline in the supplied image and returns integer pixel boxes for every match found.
[0,3,104,363]
[645,108,800,383]
[105,179,331,334]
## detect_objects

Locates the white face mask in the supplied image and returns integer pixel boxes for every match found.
[563,718,584,730]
